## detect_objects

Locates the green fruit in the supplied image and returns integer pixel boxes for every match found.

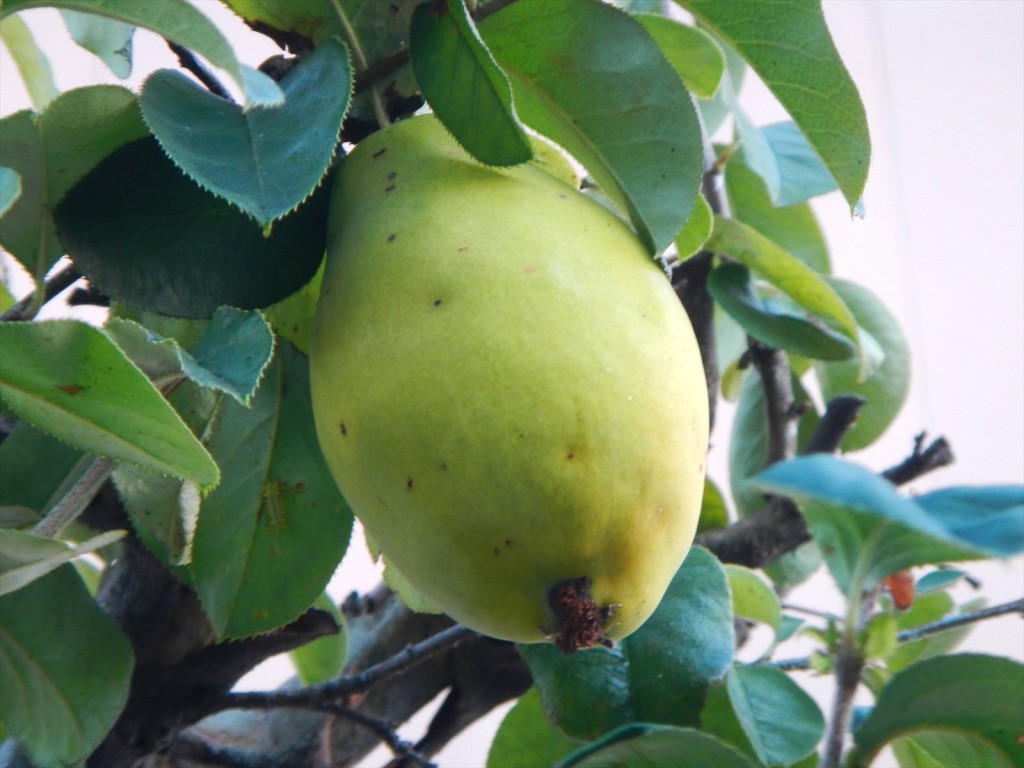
[310,115,708,649]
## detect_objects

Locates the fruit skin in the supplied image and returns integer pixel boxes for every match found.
[310,115,708,645]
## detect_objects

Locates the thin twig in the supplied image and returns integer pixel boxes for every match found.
[882,433,954,484]
[746,343,798,464]
[803,395,867,454]
[217,625,475,713]
[0,264,80,322]
[318,703,436,768]
[165,39,232,100]
[32,456,115,538]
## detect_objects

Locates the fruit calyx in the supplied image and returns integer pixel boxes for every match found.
[548,578,616,653]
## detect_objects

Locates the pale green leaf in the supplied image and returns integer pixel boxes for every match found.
[0,14,57,109]
[0,166,21,217]
[0,528,125,596]
[636,14,725,99]
[60,8,133,78]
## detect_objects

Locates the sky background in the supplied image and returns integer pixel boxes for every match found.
[1,2,1022,766]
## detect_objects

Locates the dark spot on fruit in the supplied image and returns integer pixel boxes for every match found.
[339,422,347,436]
[433,299,442,307]
[385,183,396,192]
[566,452,574,460]
[387,171,397,180]
[406,478,414,490]
[387,233,396,242]
[440,462,448,471]
[457,246,468,252]
[373,148,387,158]
[505,539,514,548]
[493,547,500,556]
[559,193,567,199]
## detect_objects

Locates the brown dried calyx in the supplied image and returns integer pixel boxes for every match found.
[548,577,615,654]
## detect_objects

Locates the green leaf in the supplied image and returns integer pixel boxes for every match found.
[290,593,347,686]
[697,476,729,534]
[635,14,726,99]
[675,195,713,261]
[0,319,219,488]
[191,342,353,637]
[140,39,350,228]
[0,422,81,516]
[815,278,911,449]
[0,528,125,596]
[753,456,1020,593]
[851,654,1024,768]
[915,569,965,596]
[488,688,581,768]
[221,0,339,43]
[0,166,21,216]
[521,547,734,739]
[54,137,330,318]
[409,0,531,167]
[480,0,704,253]
[725,155,830,273]
[760,121,839,205]
[557,724,758,768]
[723,565,781,635]
[725,664,824,766]
[0,0,283,108]
[707,216,859,345]
[60,8,134,78]
[0,565,134,767]
[0,86,147,283]
[893,730,1017,768]
[914,486,1024,558]
[678,0,870,212]
[0,14,57,109]
[107,307,275,407]
[863,612,899,660]
[263,259,324,355]
[709,262,856,360]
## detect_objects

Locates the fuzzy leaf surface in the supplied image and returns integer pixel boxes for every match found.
[54,138,330,318]
[0,320,219,487]
[140,39,349,227]
[480,0,704,253]
[521,548,733,739]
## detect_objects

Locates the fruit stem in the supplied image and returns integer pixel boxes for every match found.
[328,0,391,129]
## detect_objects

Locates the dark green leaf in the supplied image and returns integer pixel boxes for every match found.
[726,664,824,766]
[851,654,1024,768]
[635,14,725,99]
[0,320,219,488]
[0,422,81,515]
[410,0,531,167]
[140,39,350,227]
[191,342,353,637]
[725,156,830,273]
[915,486,1024,558]
[678,0,870,212]
[707,217,859,346]
[0,14,57,109]
[480,0,704,253]
[709,262,856,360]
[815,278,911,450]
[557,724,758,768]
[521,547,734,739]
[697,476,729,534]
[487,688,581,768]
[60,8,134,78]
[0,86,146,283]
[753,456,1010,593]
[0,0,282,107]
[55,138,330,318]
[0,165,21,216]
[0,565,133,767]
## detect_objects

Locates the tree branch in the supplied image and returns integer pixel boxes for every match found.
[165,39,232,101]
[882,432,954,484]
[0,263,81,322]
[745,343,799,465]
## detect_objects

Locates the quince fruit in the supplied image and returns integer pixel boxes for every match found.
[310,115,708,650]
